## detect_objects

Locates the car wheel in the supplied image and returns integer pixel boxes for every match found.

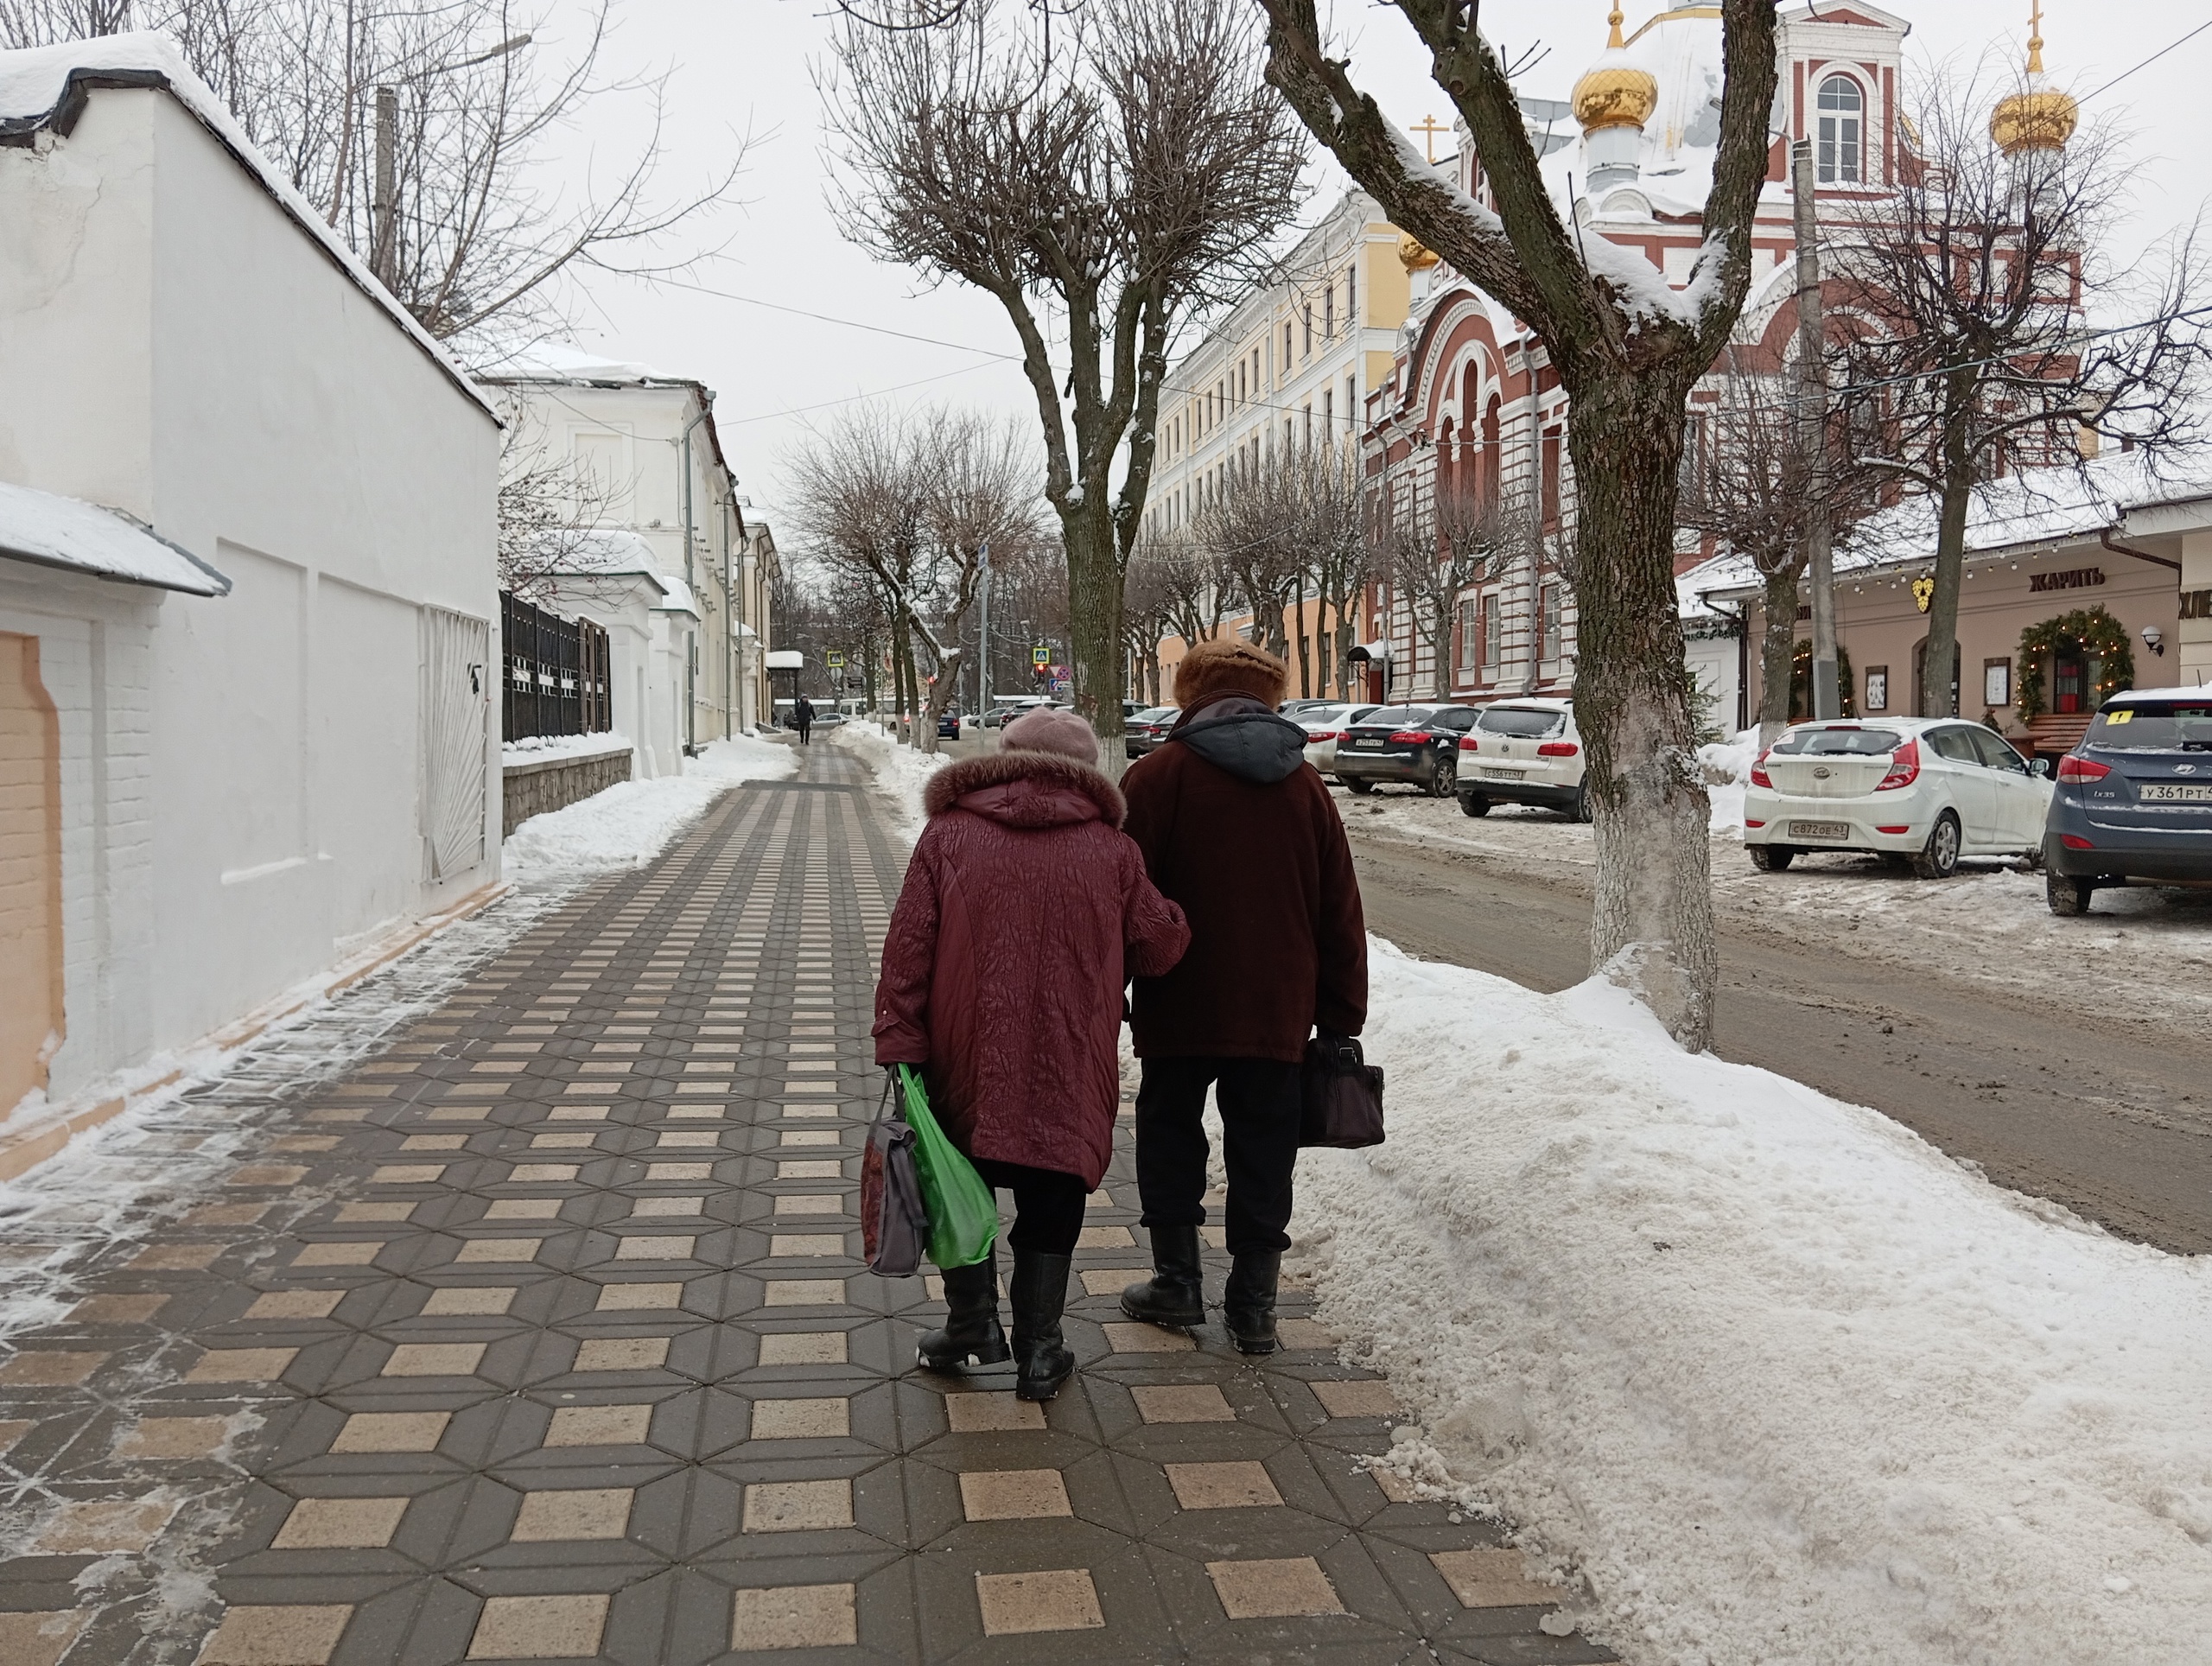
[2046,870,2094,916]
[1345,778,1375,796]
[1569,784,1592,823]
[1458,793,1491,819]
[1749,844,1795,873]
[1429,756,1457,798]
[1910,811,1961,880]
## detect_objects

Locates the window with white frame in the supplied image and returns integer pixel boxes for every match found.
[1483,590,1503,671]
[1816,74,1863,184]
[1457,596,1480,671]
[1540,582,1563,664]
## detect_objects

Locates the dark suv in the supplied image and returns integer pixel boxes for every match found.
[2044,690,2212,914]
[1331,705,1479,797]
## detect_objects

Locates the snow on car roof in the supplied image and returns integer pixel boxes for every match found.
[2103,687,2212,703]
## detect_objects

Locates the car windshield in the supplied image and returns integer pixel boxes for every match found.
[1129,708,1170,723]
[1772,726,1904,756]
[2088,702,2212,751]
[1360,707,1437,728]
[1477,707,1565,738]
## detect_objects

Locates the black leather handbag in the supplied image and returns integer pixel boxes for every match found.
[1299,1033,1385,1148]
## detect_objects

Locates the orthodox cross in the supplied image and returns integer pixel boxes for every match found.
[1411,113,1449,163]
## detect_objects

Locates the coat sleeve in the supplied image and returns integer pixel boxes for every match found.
[1119,753,1171,884]
[872,830,942,1065]
[1120,836,1191,980]
[1311,780,1370,1036]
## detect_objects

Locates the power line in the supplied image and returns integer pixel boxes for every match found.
[723,359,1002,428]
[644,275,1021,362]
[2077,19,2212,105]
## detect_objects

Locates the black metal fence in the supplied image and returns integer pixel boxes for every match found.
[502,591,613,741]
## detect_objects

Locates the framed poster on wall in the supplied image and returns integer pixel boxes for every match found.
[1984,658,2012,707]
[1865,666,1889,711]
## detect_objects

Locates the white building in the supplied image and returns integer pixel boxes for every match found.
[0,35,501,1167]
[486,352,761,762]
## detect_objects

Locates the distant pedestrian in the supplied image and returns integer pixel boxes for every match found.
[792,694,814,745]
[1118,639,1368,1352]
[874,707,1190,1400]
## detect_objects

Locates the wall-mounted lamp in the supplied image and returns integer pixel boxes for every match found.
[2143,625,2165,657]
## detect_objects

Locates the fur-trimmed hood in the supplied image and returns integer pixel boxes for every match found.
[924,749,1128,830]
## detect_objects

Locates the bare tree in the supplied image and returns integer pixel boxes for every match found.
[1373,470,1521,703]
[916,412,1051,746]
[1132,531,1234,682]
[1298,441,1372,701]
[1834,67,2212,717]
[1256,0,1783,1046]
[3,0,744,356]
[826,0,1305,771]
[1195,448,1302,664]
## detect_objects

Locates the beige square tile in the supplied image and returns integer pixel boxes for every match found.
[382,1343,485,1377]
[187,1204,268,1226]
[0,1350,106,1387]
[228,1166,307,1187]
[749,1397,849,1440]
[507,1163,578,1182]
[742,1478,852,1532]
[769,1233,846,1258]
[959,1468,1071,1521]
[130,1243,220,1271]
[544,1403,653,1447]
[1078,1269,1147,1297]
[1311,1379,1400,1419]
[423,1286,516,1316]
[729,1584,856,1650]
[645,1162,713,1180]
[243,1290,344,1320]
[547,1106,608,1122]
[336,1202,416,1224]
[426,1106,490,1122]
[531,1133,596,1150]
[974,1568,1104,1636]
[596,1282,683,1310]
[772,1194,844,1217]
[272,1135,339,1152]
[272,1497,408,1549]
[757,1332,845,1366]
[779,1130,841,1148]
[511,1486,632,1542]
[1429,1548,1559,1608]
[332,1411,449,1453]
[1074,1224,1135,1250]
[371,1164,446,1185]
[290,1241,385,1268]
[574,1337,669,1372]
[631,1196,703,1218]
[1274,1317,1339,1350]
[1206,1556,1345,1619]
[0,1610,87,1666]
[1166,1460,1282,1510]
[35,1497,176,1553]
[485,1199,563,1220]
[188,1348,296,1383]
[614,1234,696,1261]
[456,1237,542,1263]
[1102,1322,1194,1354]
[943,1393,1045,1434]
[762,1279,844,1307]
[197,1603,353,1663]
[776,1160,843,1180]
[467,1593,607,1660]
[1131,1384,1236,1424]
[402,1134,467,1151]
[114,1416,229,1459]
[655,1131,720,1148]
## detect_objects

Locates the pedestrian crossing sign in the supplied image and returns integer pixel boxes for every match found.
[1033,647,1050,665]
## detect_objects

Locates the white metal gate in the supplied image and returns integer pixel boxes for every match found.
[421,606,489,881]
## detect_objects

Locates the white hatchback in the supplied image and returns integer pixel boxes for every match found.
[1744,717,2054,878]
[1296,703,1377,773]
[1455,698,1589,820]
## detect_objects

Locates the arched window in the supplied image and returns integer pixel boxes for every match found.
[1816,74,1863,184]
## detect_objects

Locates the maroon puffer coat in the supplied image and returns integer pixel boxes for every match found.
[872,750,1191,1189]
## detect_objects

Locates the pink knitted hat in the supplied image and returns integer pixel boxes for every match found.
[1001,706,1099,766]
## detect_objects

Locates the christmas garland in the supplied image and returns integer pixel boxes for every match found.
[2016,604,2135,722]
[1790,639,1857,719]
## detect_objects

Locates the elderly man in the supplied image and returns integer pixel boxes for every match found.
[1116,639,1368,1352]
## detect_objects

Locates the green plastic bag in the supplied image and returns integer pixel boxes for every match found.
[895,1065,998,1269]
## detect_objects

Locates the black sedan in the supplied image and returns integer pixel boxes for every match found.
[1331,705,1479,797]
[1125,706,1179,759]
[2044,689,2212,913]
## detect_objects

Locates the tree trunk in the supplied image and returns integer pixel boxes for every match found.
[1432,594,1453,701]
[1758,556,1803,742]
[1569,381,1717,1052]
[1064,499,1128,780]
[1919,415,1974,717]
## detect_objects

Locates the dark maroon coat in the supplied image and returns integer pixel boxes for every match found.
[1122,692,1368,1062]
[873,751,1190,1189]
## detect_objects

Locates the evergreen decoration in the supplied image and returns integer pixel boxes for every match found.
[1789,639,1856,721]
[2016,605,2135,722]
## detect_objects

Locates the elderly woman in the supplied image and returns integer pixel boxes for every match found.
[874,708,1190,1402]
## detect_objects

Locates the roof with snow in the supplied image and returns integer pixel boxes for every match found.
[0,33,496,422]
[0,480,230,595]
[482,345,700,390]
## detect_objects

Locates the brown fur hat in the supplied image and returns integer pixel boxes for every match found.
[1173,637,1287,709]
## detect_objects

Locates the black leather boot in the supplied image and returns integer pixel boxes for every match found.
[1010,1250,1076,1402]
[1222,1250,1281,1355]
[1120,1224,1205,1328]
[916,1250,1011,1370]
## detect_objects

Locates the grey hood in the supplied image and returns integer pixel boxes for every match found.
[1170,694,1309,784]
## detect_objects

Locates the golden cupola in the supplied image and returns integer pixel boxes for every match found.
[1990,2,2077,156]
[1572,8,1658,135]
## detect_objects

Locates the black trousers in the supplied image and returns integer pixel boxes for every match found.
[970,1157,1089,1257]
[1135,1056,1301,1256]
[794,719,811,744]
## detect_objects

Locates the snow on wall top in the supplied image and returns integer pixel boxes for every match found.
[0,31,496,422]
[483,343,696,388]
[0,478,231,595]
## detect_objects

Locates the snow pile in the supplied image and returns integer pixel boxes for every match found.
[1291,944,2212,1663]
[831,720,950,837]
[502,731,633,763]
[502,735,794,879]
[1698,726,1760,831]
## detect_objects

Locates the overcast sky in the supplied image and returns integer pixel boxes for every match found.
[543,1,2208,531]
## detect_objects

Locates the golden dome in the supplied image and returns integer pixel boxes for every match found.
[1398,232,1440,273]
[1572,8,1657,133]
[1990,5,2076,156]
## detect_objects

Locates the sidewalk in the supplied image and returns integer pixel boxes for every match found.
[0,745,1611,1665]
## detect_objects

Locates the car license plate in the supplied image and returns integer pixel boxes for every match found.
[1352,738,1383,748]
[1789,820,1850,840]
[2140,784,2212,803]
[1478,767,1522,780]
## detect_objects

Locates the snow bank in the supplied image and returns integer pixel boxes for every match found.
[830,721,950,838]
[501,735,794,880]
[502,731,633,764]
[1293,944,2212,1663]
[1698,727,1759,831]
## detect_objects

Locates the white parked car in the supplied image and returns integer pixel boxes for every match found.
[1294,703,1377,773]
[1744,717,2054,878]
[1455,698,1589,820]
